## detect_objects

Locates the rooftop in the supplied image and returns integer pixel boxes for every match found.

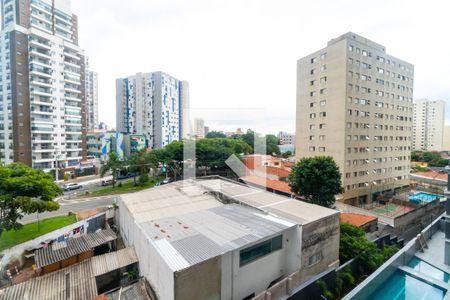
[0,247,138,300]
[240,175,293,195]
[35,228,117,269]
[340,213,378,228]
[120,178,338,271]
[411,171,448,182]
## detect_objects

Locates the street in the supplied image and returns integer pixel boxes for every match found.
[21,195,117,223]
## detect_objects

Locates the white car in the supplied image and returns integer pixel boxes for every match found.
[63,183,82,191]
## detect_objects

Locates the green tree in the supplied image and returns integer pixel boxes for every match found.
[100,152,123,188]
[206,131,227,139]
[288,156,343,207]
[196,138,252,175]
[282,151,293,158]
[0,163,62,236]
[340,223,398,272]
[265,134,281,155]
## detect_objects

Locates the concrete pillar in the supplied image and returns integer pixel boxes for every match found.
[265,291,272,300]
[286,277,293,295]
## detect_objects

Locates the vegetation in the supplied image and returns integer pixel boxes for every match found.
[206,129,281,155]
[0,214,77,251]
[83,177,163,197]
[288,156,343,207]
[412,151,450,167]
[0,163,62,237]
[205,131,227,139]
[340,223,398,272]
[281,150,293,158]
[100,152,123,188]
[314,223,399,299]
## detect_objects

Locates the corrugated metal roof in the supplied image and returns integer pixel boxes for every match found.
[35,229,117,269]
[0,248,138,300]
[120,179,303,271]
[106,280,151,300]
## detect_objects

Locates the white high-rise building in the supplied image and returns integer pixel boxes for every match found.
[412,99,445,151]
[85,58,98,131]
[194,118,205,139]
[296,32,414,204]
[116,71,189,148]
[0,0,87,170]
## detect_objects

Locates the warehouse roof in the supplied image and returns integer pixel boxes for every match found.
[0,247,138,300]
[35,228,117,269]
[120,177,338,271]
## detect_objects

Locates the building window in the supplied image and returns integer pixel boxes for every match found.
[320,100,326,106]
[239,235,283,267]
[311,57,317,64]
[319,147,325,152]
[310,113,316,119]
[310,102,316,108]
[319,112,326,117]
[319,123,326,129]
[309,146,315,151]
[321,65,327,71]
[310,91,316,97]
[320,76,327,83]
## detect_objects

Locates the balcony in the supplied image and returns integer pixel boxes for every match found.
[30,77,52,88]
[29,47,52,60]
[29,37,52,51]
[64,60,80,69]
[30,87,52,97]
[30,65,52,77]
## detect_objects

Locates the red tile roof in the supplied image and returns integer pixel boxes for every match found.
[340,213,377,227]
[240,175,293,195]
[412,171,448,182]
[254,166,291,178]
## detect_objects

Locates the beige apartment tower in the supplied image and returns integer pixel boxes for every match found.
[412,99,445,151]
[296,32,414,205]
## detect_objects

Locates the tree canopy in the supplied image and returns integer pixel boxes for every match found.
[412,150,449,167]
[231,130,280,155]
[0,163,62,236]
[340,223,398,271]
[206,131,227,139]
[288,156,343,207]
[100,152,123,187]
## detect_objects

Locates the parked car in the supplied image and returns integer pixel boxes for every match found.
[101,178,115,186]
[63,183,82,191]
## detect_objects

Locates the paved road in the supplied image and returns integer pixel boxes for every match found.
[21,195,117,223]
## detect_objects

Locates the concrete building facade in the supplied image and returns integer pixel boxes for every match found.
[444,126,450,151]
[119,178,340,300]
[278,131,296,145]
[116,71,189,149]
[194,118,205,139]
[123,133,146,158]
[412,99,445,151]
[0,0,87,170]
[296,32,414,205]
[85,58,98,131]
[86,131,124,162]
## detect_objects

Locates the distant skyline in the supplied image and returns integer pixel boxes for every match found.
[70,0,449,133]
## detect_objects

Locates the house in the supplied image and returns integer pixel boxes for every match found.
[118,177,340,300]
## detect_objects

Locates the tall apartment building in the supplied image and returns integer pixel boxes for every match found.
[0,0,87,170]
[296,32,414,205]
[278,131,296,145]
[85,58,98,131]
[443,126,450,151]
[194,118,205,138]
[116,71,189,148]
[412,99,445,151]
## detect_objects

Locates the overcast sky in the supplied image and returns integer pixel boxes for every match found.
[71,0,450,134]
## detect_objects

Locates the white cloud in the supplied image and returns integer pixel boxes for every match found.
[71,0,450,133]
